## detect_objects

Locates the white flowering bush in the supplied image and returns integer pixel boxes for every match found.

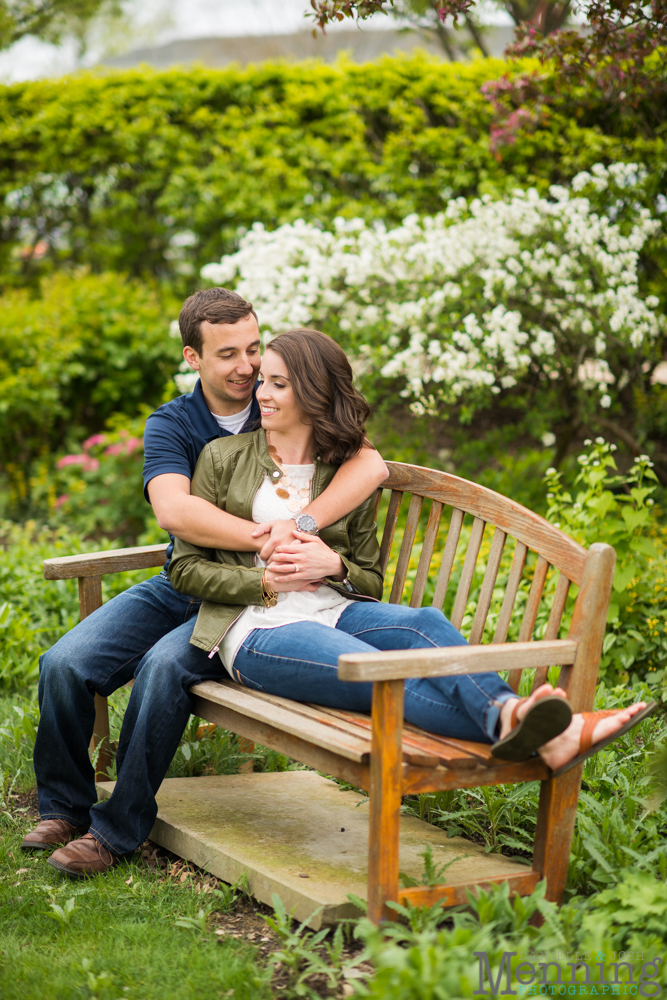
[202,162,665,445]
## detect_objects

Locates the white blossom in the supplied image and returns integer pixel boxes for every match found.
[201,163,663,412]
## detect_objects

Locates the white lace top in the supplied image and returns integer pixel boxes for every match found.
[220,464,353,675]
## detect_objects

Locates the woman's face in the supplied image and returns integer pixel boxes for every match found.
[257,348,309,434]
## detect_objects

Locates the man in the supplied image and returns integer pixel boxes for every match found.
[22,287,388,877]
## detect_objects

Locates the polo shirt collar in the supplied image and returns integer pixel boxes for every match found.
[184,378,260,441]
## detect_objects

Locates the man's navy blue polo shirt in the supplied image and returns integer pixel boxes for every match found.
[143,378,260,563]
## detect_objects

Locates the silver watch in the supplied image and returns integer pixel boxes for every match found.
[294,513,319,535]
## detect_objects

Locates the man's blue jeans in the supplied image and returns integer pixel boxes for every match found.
[233,602,517,743]
[35,571,223,856]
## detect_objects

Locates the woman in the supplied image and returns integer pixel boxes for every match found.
[169,329,649,773]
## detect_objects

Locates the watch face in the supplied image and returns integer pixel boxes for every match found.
[296,514,318,534]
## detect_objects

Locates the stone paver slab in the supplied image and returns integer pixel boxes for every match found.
[97,771,528,928]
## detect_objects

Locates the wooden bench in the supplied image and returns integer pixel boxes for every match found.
[43,461,614,923]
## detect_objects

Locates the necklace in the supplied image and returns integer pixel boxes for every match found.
[266,433,312,514]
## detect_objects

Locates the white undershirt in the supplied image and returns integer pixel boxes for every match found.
[220,465,353,675]
[211,399,253,436]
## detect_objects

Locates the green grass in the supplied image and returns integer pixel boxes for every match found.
[0,816,272,1000]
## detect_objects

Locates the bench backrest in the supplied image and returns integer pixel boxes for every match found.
[378,462,592,694]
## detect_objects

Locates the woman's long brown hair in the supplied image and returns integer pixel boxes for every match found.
[265,328,372,465]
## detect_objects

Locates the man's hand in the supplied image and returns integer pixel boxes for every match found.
[268,532,345,582]
[253,520,300,561]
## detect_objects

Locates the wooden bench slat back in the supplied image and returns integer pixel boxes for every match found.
[382,462,586,583]
[377,462,587,688]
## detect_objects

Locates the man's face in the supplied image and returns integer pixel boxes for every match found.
[183,314,261,413]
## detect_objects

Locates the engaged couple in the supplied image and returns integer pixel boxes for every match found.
[21,287,652,878]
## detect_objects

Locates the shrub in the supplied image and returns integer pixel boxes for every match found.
[205,163,665,460]
[1,59,664,290]
[0,271,181,474]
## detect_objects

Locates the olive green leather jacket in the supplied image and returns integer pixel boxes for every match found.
[168,429,384,655]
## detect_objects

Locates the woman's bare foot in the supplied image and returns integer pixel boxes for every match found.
[498,683,569,741]
[537,701,648,771]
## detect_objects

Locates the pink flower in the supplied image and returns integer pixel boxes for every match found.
[125,436,143,455]
[56,453,99,472]
[104,443,124,456]
[104,436,143,457]
[56,454,86,469]
[82,433,106,451]
[54,494,69,509]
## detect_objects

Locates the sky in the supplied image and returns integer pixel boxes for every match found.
[0,0,512,83]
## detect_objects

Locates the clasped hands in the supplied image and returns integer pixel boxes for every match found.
[252,519,345,594]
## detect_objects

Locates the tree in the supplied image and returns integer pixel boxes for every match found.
[0,0,118,51]
[308,0,667,142]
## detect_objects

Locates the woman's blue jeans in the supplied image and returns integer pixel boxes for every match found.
[233,602,517,743]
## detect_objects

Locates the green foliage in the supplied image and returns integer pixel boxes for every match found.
[0,814,272,1000]
[0,59,663,291]
[545,438,667,683]
[0,271,180,470]
[0,519,161,695]
[0,0,113,49]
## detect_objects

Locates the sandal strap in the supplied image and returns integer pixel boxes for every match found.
[579,710,619,754]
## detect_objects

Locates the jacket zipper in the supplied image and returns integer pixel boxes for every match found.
[205,608,245,657]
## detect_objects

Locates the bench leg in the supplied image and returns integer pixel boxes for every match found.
[533,765,583,904]
[367,680,404,924]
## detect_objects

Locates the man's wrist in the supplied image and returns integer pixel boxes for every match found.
[294,513,319,535]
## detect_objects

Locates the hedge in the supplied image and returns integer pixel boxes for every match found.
[1,55,662,289]
[0,271,180,469]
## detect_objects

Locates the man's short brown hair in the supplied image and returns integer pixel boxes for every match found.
[179,288,258,356]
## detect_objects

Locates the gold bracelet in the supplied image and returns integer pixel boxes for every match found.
[262,570,278,608]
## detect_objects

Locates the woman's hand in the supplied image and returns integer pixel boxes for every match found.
[268,531,345,583]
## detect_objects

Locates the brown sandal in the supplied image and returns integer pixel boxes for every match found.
[491,693,573,762]
[551,701,658,777]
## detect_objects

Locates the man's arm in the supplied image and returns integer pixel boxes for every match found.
[148,474,261,551]
[258,445,388,562]
[148,446,388,553]
[305,445,388,529]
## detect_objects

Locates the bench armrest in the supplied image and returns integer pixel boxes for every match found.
[43,544,168,580]
[337,639,578,682]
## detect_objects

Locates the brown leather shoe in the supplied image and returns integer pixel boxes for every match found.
[21,818,88,851]
[47,833,117,879]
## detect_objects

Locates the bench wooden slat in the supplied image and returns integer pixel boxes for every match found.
[379,490,403,576]
[190,680,371,763]
[469,527,507,645]
[431,506,464,612]
[531,571,571,692]
[399,870,540,909]
[315,705,480,770]
[450,516,485,630]
[383,462,587,584]
[389,493,423,605]
[43,544,168,580]
[492,540,528,644]
[338,638,578,682]
[409,500,444,608]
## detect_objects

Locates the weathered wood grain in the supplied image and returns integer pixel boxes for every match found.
[44,544,168,580]
[367,680,404,924]
[450,516,485,630]
[399,870,540,909]
[379,490,403,576]
[531,571,571,692]
[389,493,423,605]
[492,540,527,644]
[191,695,369,790]
[469,527,507,645]
[338,639,578,683]
[409,500,444,608]
[431,507,464,612]
[402,756,550,795]
[383,462,587,584]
